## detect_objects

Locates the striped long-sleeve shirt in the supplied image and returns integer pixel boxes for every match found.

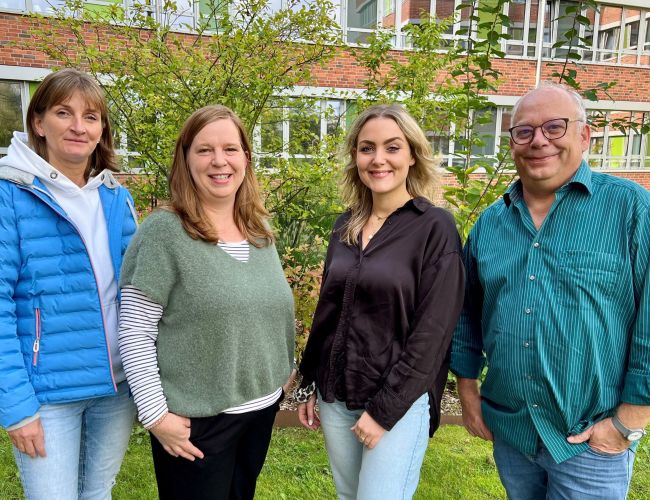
[451,161,650,463]
[119,240,281,428]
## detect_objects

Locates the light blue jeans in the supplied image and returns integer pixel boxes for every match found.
[493,437,636,500]
[318,392,430,500]
[12,381,135,500]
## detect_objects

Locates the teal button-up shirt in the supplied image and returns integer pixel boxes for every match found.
[451,161,650,463]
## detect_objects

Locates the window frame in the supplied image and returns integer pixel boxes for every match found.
[0,79,32,156]
[253,95,350,167]
[3,0,650,67]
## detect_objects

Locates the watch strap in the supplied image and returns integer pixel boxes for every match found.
[612,413,647,441]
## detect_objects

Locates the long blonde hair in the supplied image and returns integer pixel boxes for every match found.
[168,105,274,246]
[339,104,439,245]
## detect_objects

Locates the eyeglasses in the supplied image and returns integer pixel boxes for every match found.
[509,118,583,145]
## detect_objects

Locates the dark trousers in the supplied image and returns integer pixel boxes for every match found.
[150,401,279,500]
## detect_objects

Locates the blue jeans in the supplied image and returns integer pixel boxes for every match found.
[493,437,636,500]
[12,381,135,500]
[318,393,429,500]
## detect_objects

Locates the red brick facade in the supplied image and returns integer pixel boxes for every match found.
[2,10,649,188]
[5,12,650,101]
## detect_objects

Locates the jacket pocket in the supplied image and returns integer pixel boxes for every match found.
[32,308,41,368]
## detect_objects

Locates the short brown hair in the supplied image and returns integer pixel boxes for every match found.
[26,68,118,178]
[168,105,274,246]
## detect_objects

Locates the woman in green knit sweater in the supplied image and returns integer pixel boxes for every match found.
[118,105,296,500]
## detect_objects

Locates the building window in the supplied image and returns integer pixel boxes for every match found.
[429,105,650,170]
[471,108,498,158]
[496,1,650,66]
[6,0,650,65]
[0,0,26,10]
[346,0,378,44]
[198,0,227,30]
[29,0,66,14]
[504,0,531,56]
[159,0,194,28]
[288,100,321,155]
[428,128,450,157]
[435,106,511,168]
[597,5,623,61]
[0,81,26,155]
[551,0,582,59]
[588,111,650,169]
[256,98,348,167]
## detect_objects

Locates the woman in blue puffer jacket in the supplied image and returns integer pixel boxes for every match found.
[0,69,138,500]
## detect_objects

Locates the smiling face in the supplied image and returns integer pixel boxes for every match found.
[32,91,103,179]
[355,117,415,200]
[187,118,248,209]
[510,87,590,195]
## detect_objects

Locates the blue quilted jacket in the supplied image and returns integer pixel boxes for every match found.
[0,165,138,428]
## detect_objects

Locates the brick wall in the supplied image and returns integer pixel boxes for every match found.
[3,12,650,189]
[4,12,650,102]
[608,171,650,190]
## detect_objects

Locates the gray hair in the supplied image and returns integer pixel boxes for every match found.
[511,82,587,124]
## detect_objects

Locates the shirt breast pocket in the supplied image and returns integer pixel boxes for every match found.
[557,250,621,309]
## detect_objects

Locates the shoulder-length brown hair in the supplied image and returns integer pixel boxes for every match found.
[168,105,274,247]
[339,104,439,245]
[26,68,118,179]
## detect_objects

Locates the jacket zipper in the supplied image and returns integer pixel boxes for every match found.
[32,308,41,367]
[21,184,119,391]
[126,198,139,227]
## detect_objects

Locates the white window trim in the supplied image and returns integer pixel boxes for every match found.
[0,65,50,81]
[595,0,647,8]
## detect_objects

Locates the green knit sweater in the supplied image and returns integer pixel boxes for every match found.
[120,210,295,417]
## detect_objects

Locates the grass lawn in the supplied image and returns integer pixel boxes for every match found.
[1,424,649,499]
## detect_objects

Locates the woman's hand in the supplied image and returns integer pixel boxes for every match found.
[351,411,385,449]
[282,369,297,395]
[8,418,46,458]
[297,394,320,430]
[149,412,204,461]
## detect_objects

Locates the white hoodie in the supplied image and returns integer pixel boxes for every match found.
[0,132,125,383]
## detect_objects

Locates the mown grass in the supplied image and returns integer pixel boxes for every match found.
[1,424,649,499]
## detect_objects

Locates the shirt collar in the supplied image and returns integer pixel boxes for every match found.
[410,196,430,213]
[569,160,593,194]
[503,160,593,208]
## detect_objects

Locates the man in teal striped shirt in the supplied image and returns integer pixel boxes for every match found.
[451,83,650,499]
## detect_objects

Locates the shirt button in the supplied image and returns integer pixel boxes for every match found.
[533,242,540,248]
[529,275,536,281]
[523,342,530,347]
[532,404,539,408]
[525,308,532,314]
[50,172,58,179]
[526,374,532,380]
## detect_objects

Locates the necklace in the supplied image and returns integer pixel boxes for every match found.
[367,212,389,240]
[366,197,413,241]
